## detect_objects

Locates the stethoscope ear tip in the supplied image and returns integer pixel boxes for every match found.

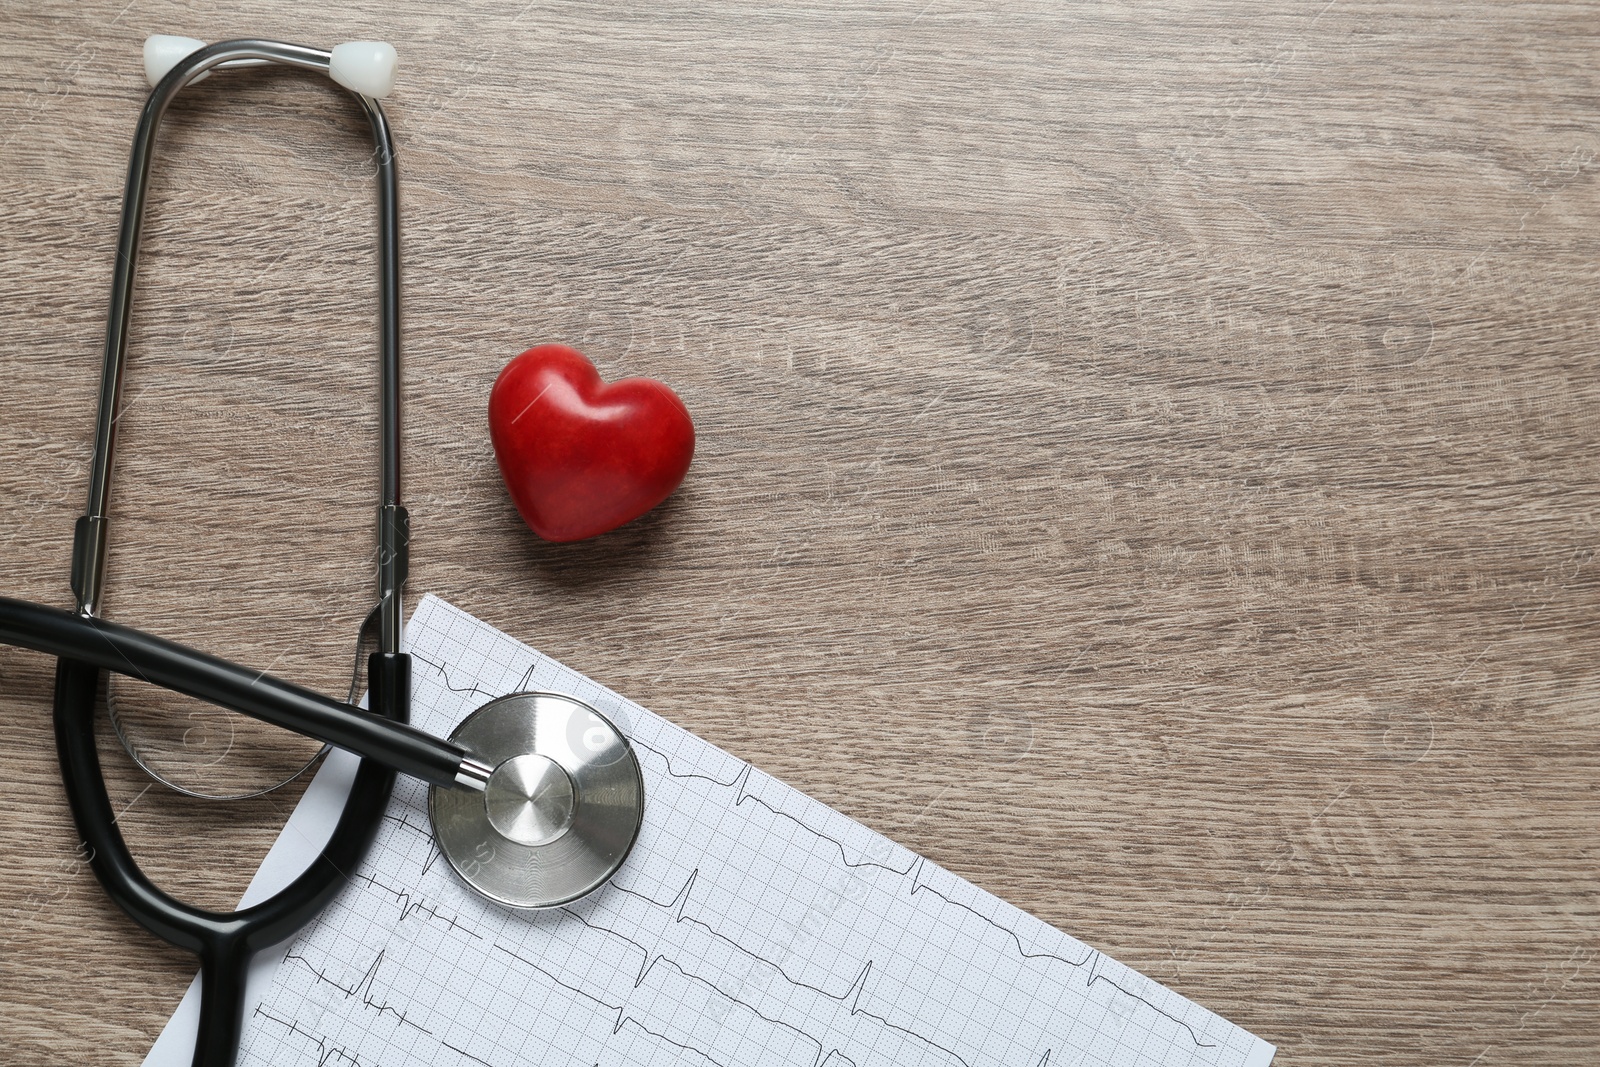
[143,35,207,88]
[329,41,398,99]
[142,36,398,100]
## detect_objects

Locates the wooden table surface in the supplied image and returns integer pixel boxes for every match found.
[2,2,1597,1064]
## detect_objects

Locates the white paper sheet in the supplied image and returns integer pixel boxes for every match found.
[147,594,1273,1067]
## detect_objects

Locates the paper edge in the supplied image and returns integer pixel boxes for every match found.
[1244,1038,1278,1066]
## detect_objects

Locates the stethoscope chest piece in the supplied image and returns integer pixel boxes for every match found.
[429,692,644,909]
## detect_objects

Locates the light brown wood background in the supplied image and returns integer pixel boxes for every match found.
[2,1,1597,1063]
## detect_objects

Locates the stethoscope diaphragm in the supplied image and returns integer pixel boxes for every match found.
[428,692,644,909]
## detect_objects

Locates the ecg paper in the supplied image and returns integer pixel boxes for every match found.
[152,594,1274,1067]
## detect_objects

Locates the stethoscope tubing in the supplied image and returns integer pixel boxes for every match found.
[4,597,477,790]
[53,655,400,1067]
[43,38,419,1067]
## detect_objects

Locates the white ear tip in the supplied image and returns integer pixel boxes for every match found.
[328,41,398,98]
[144,35,208,87]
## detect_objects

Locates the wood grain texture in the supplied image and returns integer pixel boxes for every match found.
[2,1,1597,1063]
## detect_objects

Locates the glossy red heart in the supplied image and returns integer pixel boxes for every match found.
[489,344,694,542]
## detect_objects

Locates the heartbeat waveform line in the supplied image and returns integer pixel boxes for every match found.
[632,740,1211,1032]
[382,811,445,876]
[643,954,856,1067]
[560,892,875,1066]
[629,739,1214,1048]
[252,1006,365,1067]
[283,949,430,1035]
[556,902,651,979]
[255,1005,495,1067]
[630,740,918,877]
[606,868,879,1001]
[414,651,498,701]
[498,932,973,1067]
[494,943,732,1067]
[908,857,1094,970]
[1077,952,1216,1049]
[383,811,429,834]
[411,652,922,883]
[438,1039,495,1066]
[604,869,868,998]
[383,648,1220,1057]
[1087,971,1216,1049]
[608,864,699,923]
[357,871,483,939]
[577,868,988,1067]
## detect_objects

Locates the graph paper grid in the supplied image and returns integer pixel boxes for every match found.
[235,595,1274,1067]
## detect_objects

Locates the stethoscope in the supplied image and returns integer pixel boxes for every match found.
[0,37,644,1067]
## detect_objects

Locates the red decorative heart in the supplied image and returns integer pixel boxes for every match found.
[488,344,695,543]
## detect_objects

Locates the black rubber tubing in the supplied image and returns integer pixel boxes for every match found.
[39,615,412,1067]
[0,596,465,788]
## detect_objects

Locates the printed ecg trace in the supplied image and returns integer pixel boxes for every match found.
[236,596,1273,1067]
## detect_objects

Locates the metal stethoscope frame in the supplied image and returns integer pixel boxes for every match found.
[17,39,427,1067]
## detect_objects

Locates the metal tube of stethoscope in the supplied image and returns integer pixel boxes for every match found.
[76,39,410,661]
[1,597,492,792]
[79,42,342,619]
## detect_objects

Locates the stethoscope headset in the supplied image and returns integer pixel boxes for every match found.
[0,37,644,1067]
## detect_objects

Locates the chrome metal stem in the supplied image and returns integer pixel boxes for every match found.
[72,39,406,656]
